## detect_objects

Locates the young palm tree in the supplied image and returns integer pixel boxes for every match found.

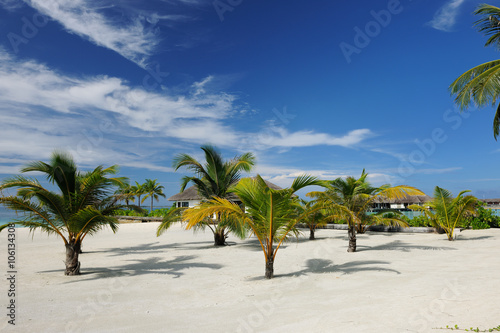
[0,151,128,275]
[182,175,325,279]
[450,4,500,139]
[141,179,166,213]
[409,186,478,241]
[296,199,328,240]
[159,145,255,246]
[309,170,424,252]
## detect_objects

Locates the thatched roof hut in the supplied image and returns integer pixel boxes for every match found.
[479,199,500,209]
[372,194,432,205]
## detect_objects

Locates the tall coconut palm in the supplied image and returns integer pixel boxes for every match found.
[182,175,325,279]
[0,151,128,275]
[133,181,146,209]
[141,179,166,213]
[159,145,255,246]
[309,170,424,252]
[409,186,478,241]
[450,4,500,139]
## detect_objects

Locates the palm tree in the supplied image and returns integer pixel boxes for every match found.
[115,183,136,206]
[0,151,128,275]
[450,4,500,139]
[159,145,255,246]
[141,179,166,213]
[309,170,424,252]
[296,199,328,240]
[182,175,325,279]
[133,181,146,209]
[409,186,478,241]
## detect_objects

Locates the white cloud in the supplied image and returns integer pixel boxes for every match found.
[251,165,399,195]
[415,167,462,175]
[24,0,160,67]
[0,51,240,170]
[0,51,374,175]
[0,0,24,11]
[248,127,373,149]
[427,0,467,32]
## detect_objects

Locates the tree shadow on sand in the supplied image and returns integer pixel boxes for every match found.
[237,234,345,252]
[85,240,238,257]
[248,259,400,280]
[40,255,223,282]
[457,235,494,241]
[357,240,457,252]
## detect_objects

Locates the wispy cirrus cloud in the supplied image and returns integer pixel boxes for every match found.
[24,0,161,67]
[427,0,467,32]
[0,50,238,168]
[0,51,373,173]
[0,0,24,11]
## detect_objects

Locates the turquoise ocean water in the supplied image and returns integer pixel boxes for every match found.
[0,206,20,225]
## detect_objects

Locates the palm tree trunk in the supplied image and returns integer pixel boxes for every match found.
[446,229,454,241]
[309,227,315,240]
[347,224,356,252]
[265,255,274,279]
[213,227,226,246]
[65,241,81,275]
[151,196,153,214]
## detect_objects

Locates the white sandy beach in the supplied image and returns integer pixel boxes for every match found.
[1,223,499,333]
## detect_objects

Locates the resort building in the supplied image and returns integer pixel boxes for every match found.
[479,199,500,214]
[371,195,432,212]
[168,178,284,208]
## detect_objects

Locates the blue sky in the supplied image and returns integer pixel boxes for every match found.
[0,0,499,205]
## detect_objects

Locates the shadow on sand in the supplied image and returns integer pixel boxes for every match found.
[457,235,494,241]
[357,240,457,252]
[85,240,240,257]
[39,241,226,281]
[46,254,224,283]
[247,259,401,281]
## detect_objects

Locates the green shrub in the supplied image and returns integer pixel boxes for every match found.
[113,209,147,217]
[470,218,490,230]
[463,205,499,229]
[402,215,432,227]
[148,207,176,217]
[114,207,176,218]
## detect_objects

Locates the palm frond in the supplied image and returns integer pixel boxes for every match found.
[493,102,500,139]
[0,195,68,242]
[450,60,500,108]
[474,4,500,49]
[156,207,185,236]
[70,206,118,241]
